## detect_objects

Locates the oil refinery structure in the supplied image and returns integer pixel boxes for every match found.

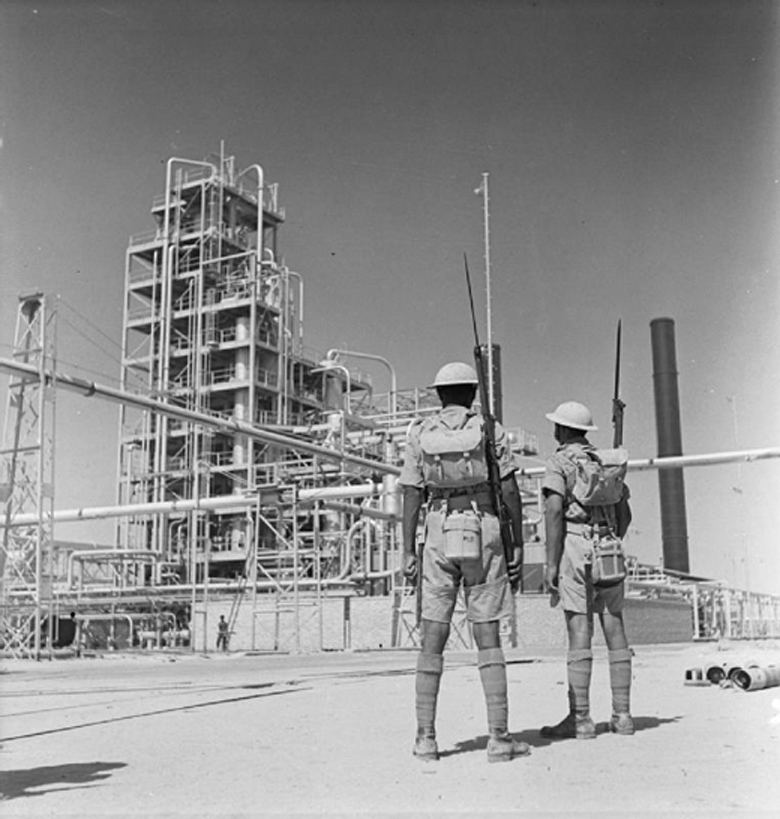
[1,149,778,658]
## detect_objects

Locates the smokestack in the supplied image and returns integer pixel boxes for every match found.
[650,318,690,573]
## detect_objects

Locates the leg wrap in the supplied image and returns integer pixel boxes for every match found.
[609,648,632,715]
[415,652,444,736]
[478,647,508,735]
[567,649,593,718]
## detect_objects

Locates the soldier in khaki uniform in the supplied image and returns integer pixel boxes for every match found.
[541,401,634,739]
[400,362,529,763]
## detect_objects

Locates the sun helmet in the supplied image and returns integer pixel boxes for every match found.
[545,401,598,431]
[429,361,479,388]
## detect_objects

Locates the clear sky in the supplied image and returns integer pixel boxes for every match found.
[1,0,778,593]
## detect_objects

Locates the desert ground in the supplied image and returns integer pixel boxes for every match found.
[1,640,779,818]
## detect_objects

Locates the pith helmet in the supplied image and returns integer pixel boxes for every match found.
[429,361,479,388]
[545,401,598,431]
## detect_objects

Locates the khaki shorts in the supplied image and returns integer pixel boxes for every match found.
[421,507,512,624]
[558,531,624,615]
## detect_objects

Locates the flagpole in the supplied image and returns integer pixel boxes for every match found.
[475,173,494,414]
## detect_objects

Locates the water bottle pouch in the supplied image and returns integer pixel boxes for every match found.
[442,511,482,560]
[592,537,627,587]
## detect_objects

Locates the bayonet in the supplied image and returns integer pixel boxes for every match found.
[612,320,625,449]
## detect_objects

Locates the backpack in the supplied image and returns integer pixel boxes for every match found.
[569,446,628,507]
[418,412,488,488]
[567,444,630,587]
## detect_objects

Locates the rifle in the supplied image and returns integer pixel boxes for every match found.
[612,320,625,448]
[463,254,517,585]
[415,534,423,629]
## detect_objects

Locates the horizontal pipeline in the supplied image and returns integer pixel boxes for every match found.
[4,447,779,528]
[0,482,390,528]
[517,447,780,478]
[0,357,401,477]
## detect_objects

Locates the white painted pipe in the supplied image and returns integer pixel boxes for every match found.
[0,358,401,476]
[0,482,385,528]
[517,447,780,478]
[67,549,161,587]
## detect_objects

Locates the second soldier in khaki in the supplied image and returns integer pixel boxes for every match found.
[541,401,634,740]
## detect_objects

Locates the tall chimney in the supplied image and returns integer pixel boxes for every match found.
[650,317,690,573]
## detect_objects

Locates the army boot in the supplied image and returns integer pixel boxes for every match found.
[413,729,440,761]
[610,713,635,735]
[609,648,634,735]
[540,712,596,740]
[541,650,596,740]
[487,732,531,763]
[478,647,532,762]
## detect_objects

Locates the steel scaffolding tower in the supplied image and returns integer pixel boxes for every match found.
[113,148,396,649]
[0,293,58,658]
[118,151,324,571]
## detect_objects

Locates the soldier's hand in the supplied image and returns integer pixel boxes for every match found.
[507,544,523,589]
[403,552,418,584]
[544,564,559,592]
[544,565,561,607]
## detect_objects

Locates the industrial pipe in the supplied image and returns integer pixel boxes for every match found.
[733,665,780,691]
[0,481,390,529]
[24,577,362,601]
[348,517,380,578]
[313,500,398,522]
[515,447,780,479]
[3,447,778,531]
[67,549,161,587]
[75,613,135,648]
[704,662,746,685]
[0,358,401,477]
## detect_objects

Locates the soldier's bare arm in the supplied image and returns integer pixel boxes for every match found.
[402,485,424,581]
[544,491,565,592]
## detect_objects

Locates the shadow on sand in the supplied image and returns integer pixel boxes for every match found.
[2,685,304,744]
[440,715,683,757]
[0,761,127,801]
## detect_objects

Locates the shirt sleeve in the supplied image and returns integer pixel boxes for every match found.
[541,451,569,498]
[398,420,425,488]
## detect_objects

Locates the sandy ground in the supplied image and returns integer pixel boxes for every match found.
[1,641,779,818]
